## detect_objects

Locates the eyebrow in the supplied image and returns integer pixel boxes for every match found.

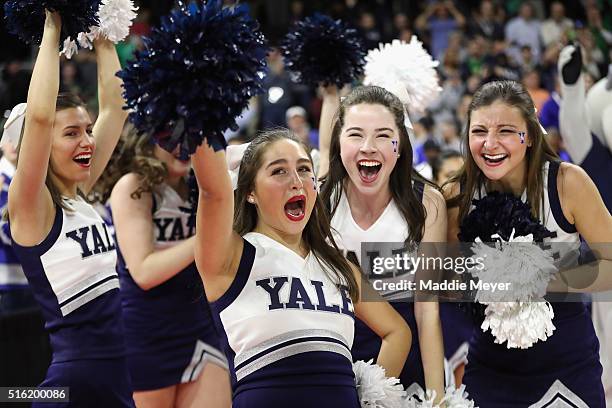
[63,124,93,130]
[265,158,311,169]
[470,124,518,129]
[345,127,395,132]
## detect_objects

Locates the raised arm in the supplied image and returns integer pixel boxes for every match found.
[192,142,243,301]
[81,38,129,194]
[8,11,61,244]
[317,85,339,177]
[110,174,196,291]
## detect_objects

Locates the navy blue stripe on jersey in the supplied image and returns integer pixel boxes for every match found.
[579,134,612,214]
[413,180,425,203]
[209,303,238,392]
[234,335,351,374]
[58,274,118,308]
[212,239,256,313]
[547,161,577,234]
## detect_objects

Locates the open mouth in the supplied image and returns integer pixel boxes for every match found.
[481,153,508,166]
[73,152,92,168]
[284,194,306,222]
[357,160,382,183]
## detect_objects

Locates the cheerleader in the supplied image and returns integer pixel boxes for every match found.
[6,11,133,407]
[107,129,231,407]
[318,85,447,398]
[192,130,411,407]
[444,80,612,407]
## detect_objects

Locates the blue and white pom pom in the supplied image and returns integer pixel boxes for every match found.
[281,13,366,88]
[353,360,406,407]
[363,37,441,114]
[62,0,138,57]
[4,0,100,46]
[468,230,558,349]
[118,0,267,157]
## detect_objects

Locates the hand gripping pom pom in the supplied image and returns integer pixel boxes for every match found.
[352,360,406,407]
[281,13,366,88]
[364,37,441,114]
[405,385,477,407]
[117,0,268,157]
[72,0,138,53]
[4,0,100,47]
[459,193,559,349]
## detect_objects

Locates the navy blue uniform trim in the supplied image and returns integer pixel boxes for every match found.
[547,161,577,234]
[234,336,351,372]
[10,205,63,255]
[211,239,256,313]
[58,275,119,307]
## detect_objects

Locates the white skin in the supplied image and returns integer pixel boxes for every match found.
[192,138,411,378]
[9,11,128,247]
[445,100,612,290]
[111,145,230,408]
[319,87,446,400]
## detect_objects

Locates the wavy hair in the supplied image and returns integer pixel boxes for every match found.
[234,129,359,301]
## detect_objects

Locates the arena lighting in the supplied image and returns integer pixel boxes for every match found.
[267,86,285,103]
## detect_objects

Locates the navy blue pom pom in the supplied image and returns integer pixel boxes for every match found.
[117,0,268,157]
[4,0,100,45]
[458,191,555,243]
[281,13,366,88]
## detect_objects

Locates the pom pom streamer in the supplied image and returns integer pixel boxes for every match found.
[118,0,268,157]
[4,0,100,46]
[405,385,477,407]
[178,169,198,228]
[353,360,406,407]
[364,37,441,114]
[281,13,366,88]
[70,0,138,54]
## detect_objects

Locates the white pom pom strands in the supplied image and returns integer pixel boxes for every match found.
[353,360,406,408]
[364,37,441,114]
[405,385,477,408]
[469,229,558,349]
[62,0,137,58]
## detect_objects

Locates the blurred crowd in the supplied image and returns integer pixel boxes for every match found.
[1,0,610,185]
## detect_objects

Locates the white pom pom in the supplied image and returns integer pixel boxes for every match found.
[441,385,476,408]
[61,37,79,59]
[363,37,441,114]
[468,230,558,349]
[482,301,555,349]
[94,0,138,43]
[353,360,406,408]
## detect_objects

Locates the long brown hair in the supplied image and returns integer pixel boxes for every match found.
[234,129,359,301]
[91,126,167,203]
[14,93,87,212]
[320,85,436,244]
[446,80,559,224]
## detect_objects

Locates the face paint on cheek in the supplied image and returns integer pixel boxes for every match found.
[391,140,398,153]
[518,132,526,144]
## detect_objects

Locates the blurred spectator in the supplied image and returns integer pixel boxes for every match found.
[522,69,550,111]
[520,45,541,72]
[505,2,542,65]
[539,77,562,133]
[358,11,383,50]
[415,0,466,60]
[544,128,572,162]
[423,138,442,169]
[413,116,435,165]
[540,2,573,48]
[391,13,410,40]
[468,0,504,41]
[286,106,319,149]
[460,35,487,80]
[577,26,605,79]
[0,61,31,115]
[432,150,463,186]
[456,93,472,133]
[586,5,612,68]
[437,119,462,152]
[429,67,465,124]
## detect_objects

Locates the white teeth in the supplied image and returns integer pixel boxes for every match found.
[74,153,92,160]
[358,161,381,167]
[483,154,507,160]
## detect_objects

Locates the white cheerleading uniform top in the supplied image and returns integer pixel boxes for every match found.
[10,196,125,362]
[210,232,356,392]
[151,184,196,250]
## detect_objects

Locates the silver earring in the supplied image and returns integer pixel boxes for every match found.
[247,197,254,203]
